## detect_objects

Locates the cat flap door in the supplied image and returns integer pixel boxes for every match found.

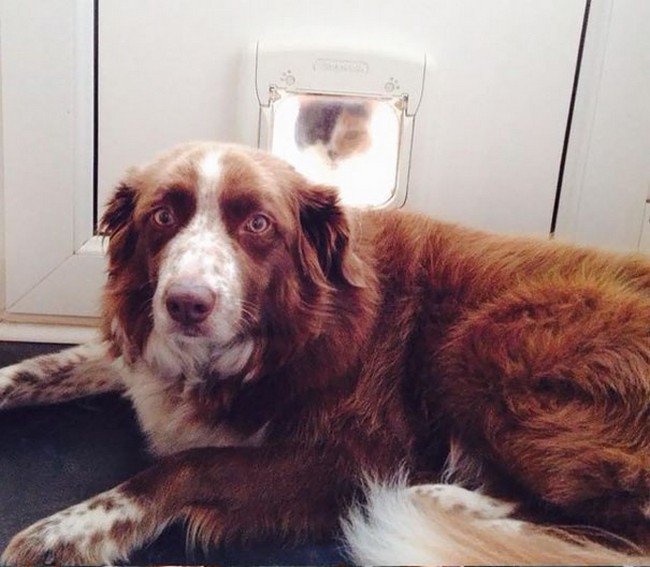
[256,43,426,208]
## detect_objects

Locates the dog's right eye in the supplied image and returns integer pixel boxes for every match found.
[151,207,176,228]
[245,213,271,234]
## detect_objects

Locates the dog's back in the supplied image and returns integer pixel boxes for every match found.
[345,208,650,551]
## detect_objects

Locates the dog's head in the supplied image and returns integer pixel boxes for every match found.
[101,142,365,380]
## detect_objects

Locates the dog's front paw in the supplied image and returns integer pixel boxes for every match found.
[1,516,89,566]
[1,489,147,566]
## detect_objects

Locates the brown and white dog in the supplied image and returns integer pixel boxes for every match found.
[1,141,649,565]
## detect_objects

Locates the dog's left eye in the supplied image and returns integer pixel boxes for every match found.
[151,207,176,228]
[245,213,271,234]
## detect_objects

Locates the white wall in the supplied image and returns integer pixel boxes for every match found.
[99,0,584,237]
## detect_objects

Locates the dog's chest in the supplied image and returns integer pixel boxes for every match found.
[120,363,265,456]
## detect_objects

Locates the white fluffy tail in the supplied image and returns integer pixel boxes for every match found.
[341,481,649,565]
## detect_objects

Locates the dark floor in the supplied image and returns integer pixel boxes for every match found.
[0,342,347,565]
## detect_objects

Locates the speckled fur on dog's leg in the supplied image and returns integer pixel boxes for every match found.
[0,341,125,409]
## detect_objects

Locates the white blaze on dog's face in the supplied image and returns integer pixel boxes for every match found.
[152,150,241,345]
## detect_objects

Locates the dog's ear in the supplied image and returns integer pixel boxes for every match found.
[296,184,365,288]
[100,183,138,267]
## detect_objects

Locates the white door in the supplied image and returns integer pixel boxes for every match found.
[554,0,650,253]
[1,0,589,328]
[1,0,104,328]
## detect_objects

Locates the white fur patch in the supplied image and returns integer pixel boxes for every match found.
[122,360,266,455]
[199,150,222,188]
[142,328,209,379]
[342,478,452,566]
[209,338,254,377]
[152,215,241,345]
[408,483,517,519]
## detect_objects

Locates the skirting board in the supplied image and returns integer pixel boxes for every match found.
[0,321,99,344]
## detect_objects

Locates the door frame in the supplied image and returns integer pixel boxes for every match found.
[1,0,105,331]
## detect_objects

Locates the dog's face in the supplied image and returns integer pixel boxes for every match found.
[101,142,362,379]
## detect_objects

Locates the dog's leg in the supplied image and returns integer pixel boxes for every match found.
[0,341,124,410]
[1,445,360,565]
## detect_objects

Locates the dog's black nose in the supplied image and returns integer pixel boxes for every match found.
[165,283,217,325]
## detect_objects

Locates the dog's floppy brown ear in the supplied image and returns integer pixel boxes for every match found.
[100,183,138,266]
[297,184,365,288]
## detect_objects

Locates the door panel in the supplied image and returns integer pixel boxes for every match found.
[99,0,585,236]
[555,0,650,253]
